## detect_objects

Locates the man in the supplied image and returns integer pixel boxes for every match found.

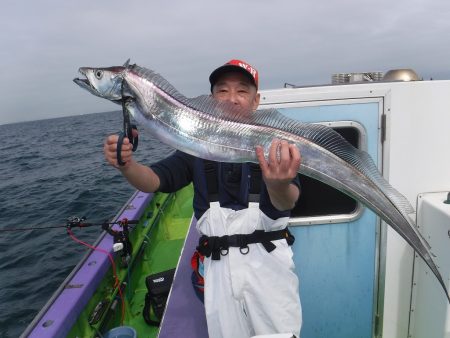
[104,59,302,337]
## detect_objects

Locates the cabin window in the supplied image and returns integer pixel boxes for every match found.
[290,124,365,225]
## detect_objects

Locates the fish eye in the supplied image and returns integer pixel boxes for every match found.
[95,70,103,79]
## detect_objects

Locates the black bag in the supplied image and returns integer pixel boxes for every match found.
[143,268,176,326]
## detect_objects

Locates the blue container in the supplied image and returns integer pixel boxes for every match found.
[103,326,137,338]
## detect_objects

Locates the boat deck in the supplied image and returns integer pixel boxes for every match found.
[67,185,194,338]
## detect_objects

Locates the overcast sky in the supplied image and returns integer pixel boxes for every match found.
[1,0,450,125]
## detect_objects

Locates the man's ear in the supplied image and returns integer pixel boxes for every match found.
[253,93,261,111]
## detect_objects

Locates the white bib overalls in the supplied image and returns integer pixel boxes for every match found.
[197,202,302,338]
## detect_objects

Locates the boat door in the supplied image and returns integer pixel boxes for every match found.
[260,93,383,338]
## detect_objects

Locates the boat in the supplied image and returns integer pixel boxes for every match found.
[22,69,450,338]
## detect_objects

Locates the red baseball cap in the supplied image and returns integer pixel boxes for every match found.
[209,59,259,92]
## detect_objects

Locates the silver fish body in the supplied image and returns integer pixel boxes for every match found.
[74,62,449,302]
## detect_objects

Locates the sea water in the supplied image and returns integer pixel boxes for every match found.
[0,111,174,337]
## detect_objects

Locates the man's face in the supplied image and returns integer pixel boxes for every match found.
[212,71,260,114]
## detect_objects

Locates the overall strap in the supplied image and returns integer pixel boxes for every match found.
[202,160,261,205]
[248,163,262,203]
[203,160,219,202]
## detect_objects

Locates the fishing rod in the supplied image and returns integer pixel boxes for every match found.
[0,216,139,233]
[0,215,139,325]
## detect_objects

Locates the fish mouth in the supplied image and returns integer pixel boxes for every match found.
[73,68,95,92]
[73,77,92,90]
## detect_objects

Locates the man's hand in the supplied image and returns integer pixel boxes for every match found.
[255,139,301,210]
[104,129,138,169]
[103,130,160,193]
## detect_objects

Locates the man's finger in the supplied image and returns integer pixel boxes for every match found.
[268,139,280,165]
[106,135,119,145]
[289,144,301,171]
[255,146,269,174]
[279,140,290,165]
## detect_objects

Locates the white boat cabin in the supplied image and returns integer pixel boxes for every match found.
[258,72,450,338]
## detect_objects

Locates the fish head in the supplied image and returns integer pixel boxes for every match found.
[74,60,131,103]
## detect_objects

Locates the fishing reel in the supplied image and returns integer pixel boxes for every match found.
[102,219,133,268]
[66,216,88,228]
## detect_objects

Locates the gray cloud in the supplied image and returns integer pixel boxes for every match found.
[1,0,450,124]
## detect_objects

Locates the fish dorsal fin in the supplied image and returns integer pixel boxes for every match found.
[249,108,416,216]
[185,95,254,122]
[128,65,189,102]
[129,65,254,122]
[183,96,416,217]
[126,66,415,218]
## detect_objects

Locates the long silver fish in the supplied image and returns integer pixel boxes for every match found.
[74,60,449,302]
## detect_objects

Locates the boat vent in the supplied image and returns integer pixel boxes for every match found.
[382,69,420,81]
[332,72,384,84]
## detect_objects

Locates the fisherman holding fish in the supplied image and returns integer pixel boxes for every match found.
[103,60,302,337]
